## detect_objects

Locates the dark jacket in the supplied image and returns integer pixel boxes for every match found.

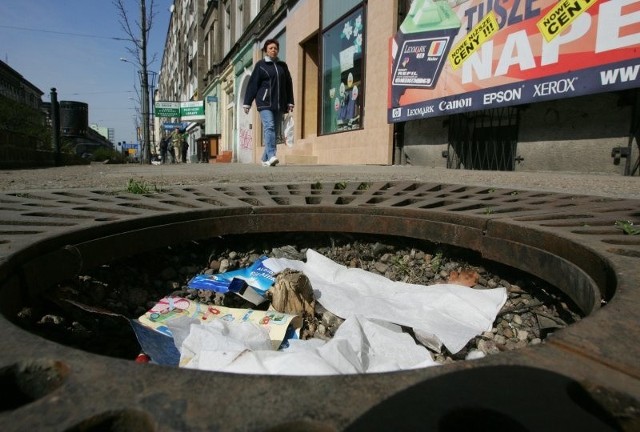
[243,57,294,113]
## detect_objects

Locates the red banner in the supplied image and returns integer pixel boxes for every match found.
[388,0,640,122]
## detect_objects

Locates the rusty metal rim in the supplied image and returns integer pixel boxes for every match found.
[14,208,604,315]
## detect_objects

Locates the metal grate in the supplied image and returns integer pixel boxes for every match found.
[0,181,639,431]
[446,107,520,171]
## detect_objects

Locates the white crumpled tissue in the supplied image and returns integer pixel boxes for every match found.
[168,249,507,375]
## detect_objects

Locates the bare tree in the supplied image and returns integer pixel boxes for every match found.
[113,0,158,164]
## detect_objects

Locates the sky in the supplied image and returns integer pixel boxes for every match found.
[1,0,172,145]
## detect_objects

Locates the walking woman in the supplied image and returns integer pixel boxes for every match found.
[243,39,294,167]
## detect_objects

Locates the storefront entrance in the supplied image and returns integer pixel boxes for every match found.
[196,136,219,163]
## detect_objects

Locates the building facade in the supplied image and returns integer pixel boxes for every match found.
[0,59,47,150]
[90,124,115,143]
[156,0,640,174]
[56,101,113,156]
[157,0,209,162]
[0,60,43,110]
[282,0,396,165]
[158,0,398,165]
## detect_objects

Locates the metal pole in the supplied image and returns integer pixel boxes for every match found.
[139,70,149,163]
[149,71,158,158]
[50,88,61,166]
[140,0,151,164]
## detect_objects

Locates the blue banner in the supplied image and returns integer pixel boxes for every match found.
[162,122,189,131]
[389,58,640,123]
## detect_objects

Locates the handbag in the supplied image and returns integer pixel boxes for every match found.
[284,114,294,147]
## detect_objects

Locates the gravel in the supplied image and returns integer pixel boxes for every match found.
[16,232,583,368]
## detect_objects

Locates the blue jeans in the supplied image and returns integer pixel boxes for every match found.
[259,109,282,161]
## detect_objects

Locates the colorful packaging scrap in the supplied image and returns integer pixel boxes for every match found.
[131,296,302,365]
[187,255,275,304]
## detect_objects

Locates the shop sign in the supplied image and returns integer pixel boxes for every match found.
[155,102,180,117]
[180,101,205,121]
[156,101,205,120]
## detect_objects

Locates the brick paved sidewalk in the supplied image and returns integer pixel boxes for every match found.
[1,162,638,199]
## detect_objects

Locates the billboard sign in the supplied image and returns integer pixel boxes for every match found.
[180,101,205,121]
[388,0,640,123]
[155,101,205,121]
[155,101,180,117]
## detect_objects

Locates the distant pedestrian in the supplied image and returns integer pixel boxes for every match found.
[181,138,189,164]
[159,136,168,164]
[171,127,181,163]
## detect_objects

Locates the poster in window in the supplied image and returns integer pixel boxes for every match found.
[322,9,365,134]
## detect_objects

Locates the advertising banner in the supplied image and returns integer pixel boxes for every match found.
[388,0,640,123]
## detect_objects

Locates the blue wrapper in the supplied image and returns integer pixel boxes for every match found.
[187,255,275,296]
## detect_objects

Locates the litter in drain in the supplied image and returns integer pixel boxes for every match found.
[18,232,583,372]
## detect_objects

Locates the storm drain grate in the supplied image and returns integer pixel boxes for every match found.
[0,181,638,431]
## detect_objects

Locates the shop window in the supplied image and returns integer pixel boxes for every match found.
[321,6,365,135]
[322,0,361,29]
[273,31,286,62]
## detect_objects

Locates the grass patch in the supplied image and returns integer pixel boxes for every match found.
[615,220,640,235]
[126,178,161,194]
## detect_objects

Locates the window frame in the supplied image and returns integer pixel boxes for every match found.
[319,2,366,136]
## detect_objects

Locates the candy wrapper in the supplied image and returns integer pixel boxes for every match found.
[187,255,275,304]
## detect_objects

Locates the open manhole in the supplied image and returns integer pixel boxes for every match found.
[0,181,638,431]
[17,232,583,367]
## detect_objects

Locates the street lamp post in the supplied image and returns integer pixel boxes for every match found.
[138,0,151,164]
[121,57,155,164]
[121,57,142,159]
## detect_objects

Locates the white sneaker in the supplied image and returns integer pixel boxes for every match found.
[268,156,279,166]
[261,160,270,167]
